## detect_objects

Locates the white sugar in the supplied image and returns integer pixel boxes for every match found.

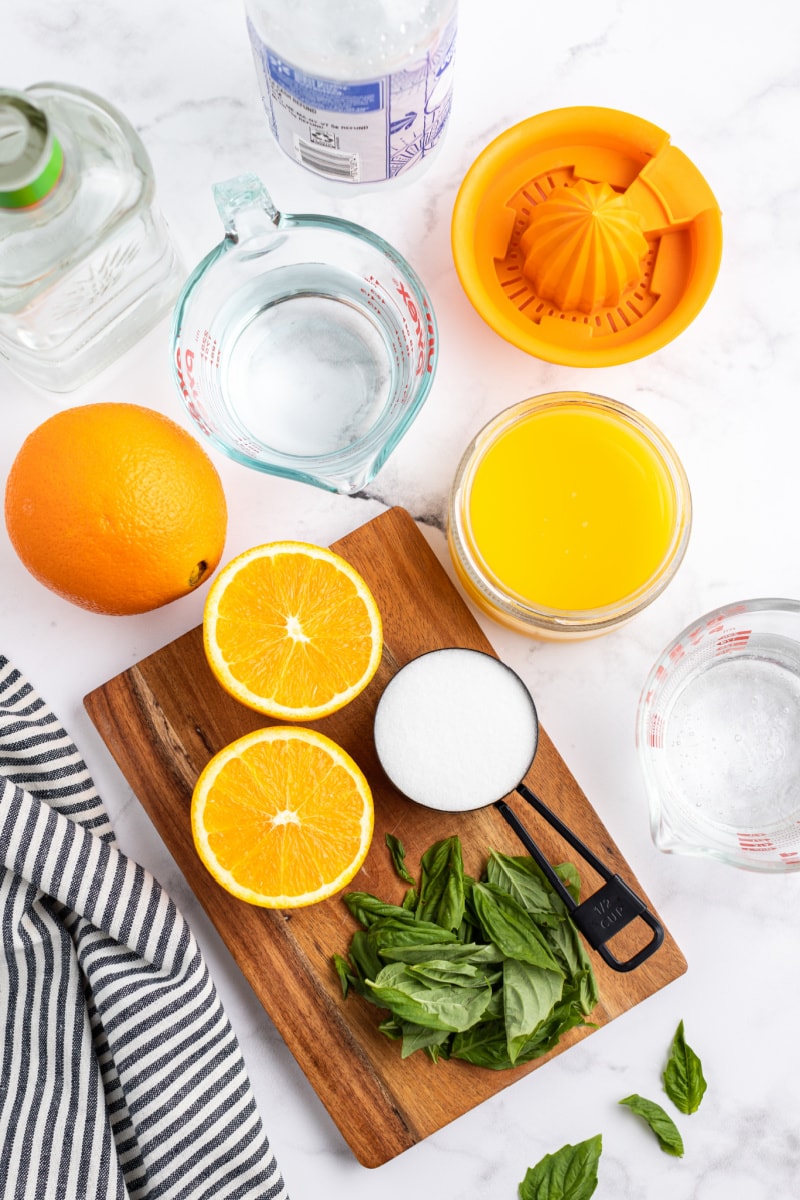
[373,648,538,812]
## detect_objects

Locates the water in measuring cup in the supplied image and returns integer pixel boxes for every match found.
[662,633,800,830]
[221,264,397,458]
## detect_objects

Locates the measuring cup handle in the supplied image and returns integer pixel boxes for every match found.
[512,783,666,973]
[571,874,665,972]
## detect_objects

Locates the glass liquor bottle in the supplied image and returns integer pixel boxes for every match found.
[0,83,184,393]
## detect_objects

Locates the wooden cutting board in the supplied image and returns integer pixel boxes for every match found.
[84,506,686,1168]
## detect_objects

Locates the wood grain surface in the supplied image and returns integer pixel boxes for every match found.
[84,506,687,1168]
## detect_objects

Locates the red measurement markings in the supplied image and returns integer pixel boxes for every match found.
[393,278,435,376]
[715,629,752,656]
[647,712,665,749]
[737,832,776,853]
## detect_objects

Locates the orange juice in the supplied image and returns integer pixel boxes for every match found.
[448,394,691,639]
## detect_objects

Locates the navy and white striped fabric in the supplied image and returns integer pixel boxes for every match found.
[0,656,289,1200]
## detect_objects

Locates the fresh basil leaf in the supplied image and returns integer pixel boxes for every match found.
[575,969,600,1017]
[425,1041,450,1063]
[398,1021,452,1059]
[348,929,384,985]
[503,958,564,1064]
[344,892,415,927]
[332,953,357,999]
[619,1094,684,1157]
[381,940,496,965]
[450,1019,510,1069]
[484,985,505,1020]
[408,959,494,989]
[518,1134,602,1200]
[663,1020,707,1114]
[486,851,559,917]
[385,832,416,884]
[365,962,492,1032]
[554,862,582,904]
[367,917,459,952]
[415,836,465,931]
[543,920,598,1014]
[517,1003,593,1064]
[472,883,564,973]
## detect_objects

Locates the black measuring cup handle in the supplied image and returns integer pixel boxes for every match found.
[495,782,665,974]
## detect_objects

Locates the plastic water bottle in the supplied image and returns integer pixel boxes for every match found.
[244,0,458,186]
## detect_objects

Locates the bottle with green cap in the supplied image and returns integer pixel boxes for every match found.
[0,83,184,392]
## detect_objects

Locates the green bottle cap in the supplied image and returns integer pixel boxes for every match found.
[0,90,63,209]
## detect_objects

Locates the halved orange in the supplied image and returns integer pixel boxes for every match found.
[203,541,383,720]
[191,726,374,908]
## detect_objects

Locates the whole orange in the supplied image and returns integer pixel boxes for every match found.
[5,402,228,615]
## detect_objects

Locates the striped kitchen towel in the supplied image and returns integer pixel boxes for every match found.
[0,656,289,1200]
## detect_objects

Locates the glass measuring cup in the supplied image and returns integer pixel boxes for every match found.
[637,599,800,872]
[171,174,437,494]
[373,647,664,972]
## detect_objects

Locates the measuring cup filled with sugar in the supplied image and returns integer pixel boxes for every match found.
[637,599,800,872]
[373,647,664,972]
[171,173,436,494]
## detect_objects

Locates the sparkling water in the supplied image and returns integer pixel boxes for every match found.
[662,634,800,832]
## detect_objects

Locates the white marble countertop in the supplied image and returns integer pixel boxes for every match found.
[4,3,800,1197]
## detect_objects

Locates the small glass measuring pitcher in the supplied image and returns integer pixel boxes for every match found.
[171,174,437,494]
[637,599,800,872]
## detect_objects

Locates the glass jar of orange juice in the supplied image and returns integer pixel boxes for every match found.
[447,392,692,640]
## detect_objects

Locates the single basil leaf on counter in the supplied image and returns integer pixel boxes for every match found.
[415,835,465,931]
[663,1020,707,1114]
[619,1094,685,1157]
[471,883,564,974]
[365,962,492,1032]
[503,958,564,1064]
[518,1134,602,1200]
[385,832,416,885]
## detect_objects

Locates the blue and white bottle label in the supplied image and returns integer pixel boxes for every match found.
[248,15,457,183]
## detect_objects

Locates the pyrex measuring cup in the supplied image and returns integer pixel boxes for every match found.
[637,599,800,871]
[374,648,664,972]
[171,174,436,494]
